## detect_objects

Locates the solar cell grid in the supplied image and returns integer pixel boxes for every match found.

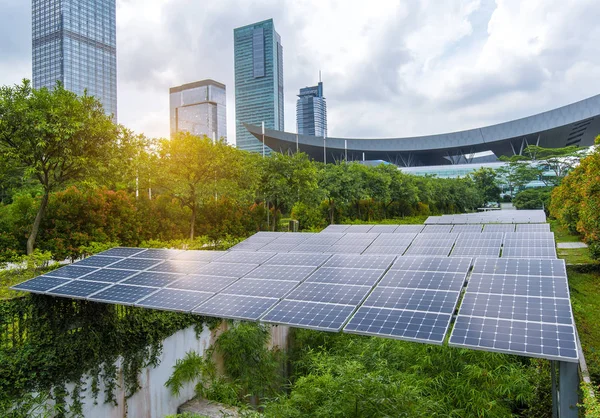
[472,258,566,277]
[378,269,467,291]
[97,247,146,257]
[305,267,385,286]
[174,251,227,262]
[483,224,516,233]
[322,254,396,270]
[228,242,267,251]
[362,287,460,313]
[256,243,300,253]
[244,235,278,244]
[466,273,569,299]
[324,245,370,254]
[47,280,112,298]
[459,232,505,240]
[131,248,182,260]
[136,289,213,312]
[149,260,209,274]
[215,251,276,264]
[82,269,137,283]
[45,265,98,279]
[449,316,578,362]
[221,278,299,298]
[502,247,557,259]
[11,275,71,293]
[345,225,374,233]
[333,237,377,247]
[286,282,372,305]
[108,258,162,271]
[344,307,451,344]
[408,238,456,248]
[193,262,259,278]
[450,247,500,257]
[121,271,183,287]
[422,225,454,233]
[261,300,356,331]
[503,239,556,248]
[193,294,279,321]
[340,232,381,240]
[264,253,331,267]
[451,225,483,233]
[458,292,573,324]
[516,224,551,232]
[168,275,239,293]
[362,246,408,255]
[321,225,350,233]
[504,232,555,240]
[404,246,453,256]
[368,225,398,233]
[74,256,123,268]
[391,256,472,273]
[292,244,332,253]
[302,237,342,246]
[243,265,316,281]
[453,238,503,247]
[393,225,425,233]
[88,284,158,305]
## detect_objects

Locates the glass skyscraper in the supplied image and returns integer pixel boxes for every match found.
[234,19,284,154]
[297,80,327,137]
[32,0,117,119]
[169,80,227,140]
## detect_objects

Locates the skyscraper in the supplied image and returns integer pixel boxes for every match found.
[297,80,327,138]
[169,80,227,140]
[234,19,284,154]
[32,0,117,119]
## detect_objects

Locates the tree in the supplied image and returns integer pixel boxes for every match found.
[470,167,501,203]
[496,156,541,197]
[0,80,116,254]
[524,145,583,186]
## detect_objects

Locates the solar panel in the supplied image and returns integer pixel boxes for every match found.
[391,256,472,273]
[422,225,453,233]
[244,235,278,244]
[449,316,578,362]
[88,284,158,305]
[73,256,123,268]
[305,267,386,286]
[263,253,331,267]
[472,258,566,277]
[174,251,227,262]
[333,238,377,247]
[292,244,332,253]
[46,280,112,298]
[450,247,500,257]
[302,237,342,246]
[136,288,213,312]
[362,245,408,255]
[451,225,483,233]
[466,273,569,299]
[378,270,467,291]
[257,243,301,253]
[459,232,505,240]
[221,278,299,298]
[286,282,372,305]
[504,232,555,240]
[97,247,146,257]
[193,294,279,320]
[368,225,398,233]
[131,248,182,260]
[45,265,99,279]
[345,225,374,233]
[243,265,316,281]
[321,224,350,233]
[458,292,573,324]
[216,251,276,264]
[148,260,209,274]
[322,254,396,270]
[502,247,557,259]
[121,271,183,287]
[516,224,551,232]
[77,268,137,283]
[393,225,425,233]
[483,224,515,233]
[344,307,451,344]
[362,287,460,313]
[11,275,71,293]
[168,275,239,293]
[503,239,556,247]
[324,244,371,254]
[228,242,267,251]
[261,300,356,331]
[404,246,452,256]
[192,263,258,278]
[338,232,381,241]
[108,258,162,271]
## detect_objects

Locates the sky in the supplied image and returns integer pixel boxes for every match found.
[1,0,600,144]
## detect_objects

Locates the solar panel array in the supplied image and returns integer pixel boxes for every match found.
[426,210,546,225]
[12,209,578,364]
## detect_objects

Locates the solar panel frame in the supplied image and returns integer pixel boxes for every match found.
[73,256,124,268]
[135,288,213,312]
[44,265,99,279]
[88,284,159,305]
[516,224,551,232]
[79,268,138,283]
[46,280,113,299]
[466,273,570,299]
[483,224,516,233]
[261,300,357,332]
[96,247,147,257]
[502,247,557,259]
[11,275,72,294]
[120,271,183,287]
[472,258,566,277]
[362,287,461,314]
[107,258,163,271]
[193,294,280,321]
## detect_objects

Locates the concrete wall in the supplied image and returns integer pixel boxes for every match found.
[65,325,213,418]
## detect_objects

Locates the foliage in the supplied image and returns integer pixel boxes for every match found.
[512,187,552,211]
[0,80,117,254]
[580,382,600,417]
[470,167,501,203]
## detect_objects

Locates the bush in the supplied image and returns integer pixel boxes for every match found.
[291,202,326,231]
[513,187,552,211]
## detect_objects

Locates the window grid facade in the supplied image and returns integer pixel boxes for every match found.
[297,81,327,138]
[32,0,117,119]
[234,19,284,154]
[169,80,227,140]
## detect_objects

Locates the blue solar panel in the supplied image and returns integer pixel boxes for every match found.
[362,246,408,255]
[221,278,298,298]
[324,244,370,254]
[168,275,239,293]
[449,316,578,362]
[136,289,213,312]
[262,300,356,331]
[292,244,333,253]
[121,271,183,287]
[97,247,146,257]
[322,254,396,270]
[45,265,98,279]
[257,243,300,253]
[264,253,331,267]
[108,258,162,271]
[193,263,259,278]
[391,257,472,273]
[344,307,451,344]
[215,251,276,264]
[472,258,566,277]
[286,282,372,305]
[393,225,424,233]
[73,256,123,267]
[321,225,349,233]
[502,247,557,259]
[193,294,279,320]
[450,247,500,257]
[362,287,460,313]
[148,260,209,274]
[79,269,137,283]
[11,275,71,293]
[404,246,452,256]
[378,270,466,291]
[228,242,267,251]
[466,273,569,299]
[243,265,316,281]
[132,248,182,259]
[483,224,515,233]
[47,280,111,298]
[88,284,158,305]
[174,251,227,262]
[422,225,453,233]
[304,267,385,286]
[345,225,374,233]
[368,225,398,233]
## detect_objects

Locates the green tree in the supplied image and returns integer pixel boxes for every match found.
[0,80,116,254]
[470,167,501,203]
[524,144,583,185]
[496,156,540,197]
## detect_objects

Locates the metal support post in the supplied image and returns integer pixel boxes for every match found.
[551,361,558,418]
[558,361,579,417]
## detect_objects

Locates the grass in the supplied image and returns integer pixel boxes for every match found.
[549,219,583,242]
[557,247,597,265]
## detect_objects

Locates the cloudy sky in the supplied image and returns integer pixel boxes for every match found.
[1,0,599,143]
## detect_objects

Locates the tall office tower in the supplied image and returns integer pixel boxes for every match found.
[234,19,284,154]
[297,80,327,137]
[32,0,117,119]
[169,80,227,140]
